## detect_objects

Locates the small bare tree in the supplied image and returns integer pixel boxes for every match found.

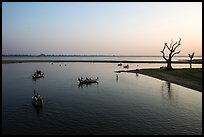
[160,38,181,70]
[188,52,195,68]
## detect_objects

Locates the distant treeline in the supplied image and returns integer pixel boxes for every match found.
[2,54,202,57]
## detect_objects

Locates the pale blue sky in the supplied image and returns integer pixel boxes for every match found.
[2,2,202,55]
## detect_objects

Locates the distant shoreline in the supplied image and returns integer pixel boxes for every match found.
[116,68,202,92]
[2,54,203,57]
[1,59,202,64]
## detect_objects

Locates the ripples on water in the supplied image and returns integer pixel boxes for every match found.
[2,62,202,135]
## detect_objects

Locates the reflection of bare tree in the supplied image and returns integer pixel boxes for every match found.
[161,81,178,107]
[116,74,119,81]
[136,72,139,77]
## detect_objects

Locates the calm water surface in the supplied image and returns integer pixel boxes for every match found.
[2,56,202,62]
[2,62,202,135]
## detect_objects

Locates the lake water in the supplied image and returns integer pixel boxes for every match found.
[2,56,202,61]
[2,56,202,69]
[2,62,202,135]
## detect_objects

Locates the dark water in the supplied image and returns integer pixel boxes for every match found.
[2,62,202,135]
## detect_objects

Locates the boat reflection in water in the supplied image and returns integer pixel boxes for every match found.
[78,77,99,88]
[78,82,99,88]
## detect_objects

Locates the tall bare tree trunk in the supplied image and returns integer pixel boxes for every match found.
[160,38,181,71]
[188,52,195,69]
[190,59,192,68]
[167,60,172,70]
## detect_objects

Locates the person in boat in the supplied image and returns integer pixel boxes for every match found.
[78,78,81,82]
[34,70,38,75]
[36,92,42,102]
[37,70,41,75]
[33,89,42,101]
[35,70,39,74]
[34,92,38,100]
[116,74,118,80]
[37,92,40,98]
[37,93,42,102]
[33,91,39,100]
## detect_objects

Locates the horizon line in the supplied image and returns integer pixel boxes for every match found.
[2,54,202,57]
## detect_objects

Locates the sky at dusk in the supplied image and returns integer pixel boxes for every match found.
[2,2,202,56]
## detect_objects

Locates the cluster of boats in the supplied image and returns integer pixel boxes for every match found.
[118,63,129,69]
[32,70,44,107]
[31,70,99,107]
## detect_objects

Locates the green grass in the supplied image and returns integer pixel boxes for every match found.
[140,68,202,84]
[166,68,202,82]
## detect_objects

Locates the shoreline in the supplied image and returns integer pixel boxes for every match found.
[2,59,202,64]
[116,68,202,92]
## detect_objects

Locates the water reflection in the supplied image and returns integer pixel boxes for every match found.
[32,104,43,116]
[161,81,178,107]
[116,74,119,81]
[32,77,44,82]
[2,62,202,135]
[32,78,38,83]
[136,72,139,77]
[78,82,99,88]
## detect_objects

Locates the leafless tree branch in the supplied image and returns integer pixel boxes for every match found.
[169,40,173,49]
[173,38,181,52]
[172,50,181,57]
[165,43,171,51]
[161,44,167,61]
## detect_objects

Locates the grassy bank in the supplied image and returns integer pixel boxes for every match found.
[116,68,202,92]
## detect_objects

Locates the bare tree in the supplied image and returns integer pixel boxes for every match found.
[160,38,181,70]
[188,52,195,68]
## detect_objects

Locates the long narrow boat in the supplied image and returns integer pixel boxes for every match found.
[118,63,122,66]
[78,77,99,84]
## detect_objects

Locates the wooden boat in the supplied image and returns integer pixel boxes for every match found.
[123,64,129,69]
[78,77,99,84]
[32,96,43,107]
[118,63,122,66]
[32,71,44,79]
[32,73,44,79]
